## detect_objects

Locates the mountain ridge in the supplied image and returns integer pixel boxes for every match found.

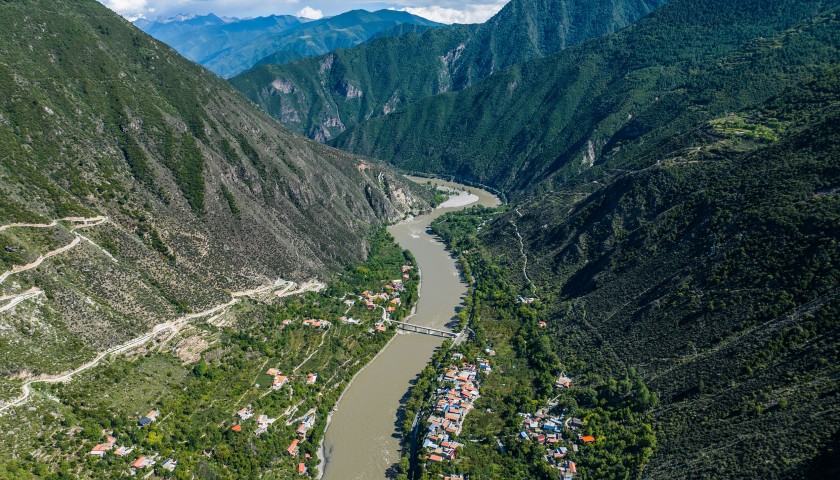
[230,0,669,140]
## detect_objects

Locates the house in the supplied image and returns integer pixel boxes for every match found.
[539,321,547,328]
[89,435,116,456]
[231,424,242,432]
[568,418,584,429]
[138,410,159,426]
[306,373,317,385]
[266,368,280,376]
[298,462,307,475]
[428,454,443,462]
[113,446,133,457]
[161,458,177,472]
[273,375,288,390]
[556,375,573,388]
[366,301,376,311]
[287,439,300,456]
[297,416,315,437]
[581,435,596,444]
[132,456,154,469]
[375,323,387,332]
[237,406,253,420]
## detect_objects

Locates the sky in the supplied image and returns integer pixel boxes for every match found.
[98,0,511,24]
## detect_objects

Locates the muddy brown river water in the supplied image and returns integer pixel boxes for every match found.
[320,178,500,480]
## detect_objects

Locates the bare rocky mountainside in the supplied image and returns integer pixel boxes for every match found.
[0,0,429,377]
[230,0,669,141]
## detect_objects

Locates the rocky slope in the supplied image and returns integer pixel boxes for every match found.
[230,0,668,140]
[0,0,429,377]
[333,0,837,196]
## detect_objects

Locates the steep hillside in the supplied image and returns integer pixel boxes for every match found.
[333,0,837,196]
[0,0,428,377]
[230,0,667,140]
[200,9,442,78]
[231,25,476,141]
[408,4,840,479]
[472,80,839,478]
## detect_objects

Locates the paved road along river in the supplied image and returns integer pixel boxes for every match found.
[321,178,500,479]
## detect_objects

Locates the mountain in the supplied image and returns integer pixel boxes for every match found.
[469,72,840,478]
[139,9,443,79]
[333,0,838,196]
[369,0,837,477]
[204,9,443,78]
[0,0,429,380]
[134,14,305,70]
[230,0,669,140]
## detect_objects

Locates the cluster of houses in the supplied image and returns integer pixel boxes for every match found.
[286,414,318,474]
[422,354,487,464]
[302,319,331,328]
[88,433,175,475]
[360,264,413,314]
[518,411,586,478]
[129,454,176,474]
[231,405,277,436]
[513,373,598,479]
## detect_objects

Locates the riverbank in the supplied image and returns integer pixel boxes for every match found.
[319,177,499,480]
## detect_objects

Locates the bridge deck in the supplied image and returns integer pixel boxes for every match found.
[389,320,457,337]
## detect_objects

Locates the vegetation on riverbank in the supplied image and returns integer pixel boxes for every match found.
[393,207,657,479]
[0,229,418,479]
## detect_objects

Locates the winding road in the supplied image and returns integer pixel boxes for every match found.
[0,216,326,414]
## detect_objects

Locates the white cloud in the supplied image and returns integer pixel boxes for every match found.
[296,6,324,19]
[100,0,150,20]
[393,1,507,24]
[97,1,509,24]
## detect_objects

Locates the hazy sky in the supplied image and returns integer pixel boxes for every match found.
[99,0,511,24]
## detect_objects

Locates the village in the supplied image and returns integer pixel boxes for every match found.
[80,264,417,477]
[511,373,595,480]
[420,349,591,480]
[86,410,177,476]
[421,352,490,466]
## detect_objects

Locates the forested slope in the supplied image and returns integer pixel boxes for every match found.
[334,0,837,196]
[415,5,839,477]
[230,0,667,140]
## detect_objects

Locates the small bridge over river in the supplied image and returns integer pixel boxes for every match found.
[389,320,457,338]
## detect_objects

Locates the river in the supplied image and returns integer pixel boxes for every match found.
[320,177,500,480]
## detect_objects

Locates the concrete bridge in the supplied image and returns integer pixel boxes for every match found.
[390,320,457,338]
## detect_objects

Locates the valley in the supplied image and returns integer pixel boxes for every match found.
[321,179,499,480]
[0,0,838,478]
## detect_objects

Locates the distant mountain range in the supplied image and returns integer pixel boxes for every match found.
[230,0,669,140]
[135,9,443,78]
